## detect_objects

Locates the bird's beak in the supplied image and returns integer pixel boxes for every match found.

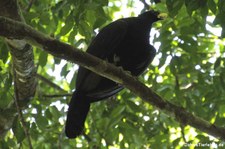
[158,13,167,20]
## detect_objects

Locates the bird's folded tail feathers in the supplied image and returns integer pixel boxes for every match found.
[65,91,90,138]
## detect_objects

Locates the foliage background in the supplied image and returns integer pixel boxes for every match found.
[0,0,225,148]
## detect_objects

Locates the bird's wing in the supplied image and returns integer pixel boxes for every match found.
[76,19,128,90]
[134,44,156,76]
[86,19,128,58]
[74,20,128,101]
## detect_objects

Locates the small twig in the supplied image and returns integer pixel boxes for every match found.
[175,74,180,90]
[36,74,66,92]
[42,94,72,98]
[13,67,33,149]
[58,127,64,149]
[181,125,187,143]
[139,0,150,10]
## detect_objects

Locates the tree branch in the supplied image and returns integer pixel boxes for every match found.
[36,74,67,92]
[42,94,72,98]
[0,16,225,140]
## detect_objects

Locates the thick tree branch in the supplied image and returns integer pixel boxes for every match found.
[0,17,225,140]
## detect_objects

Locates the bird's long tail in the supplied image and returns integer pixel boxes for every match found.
[65,91,90,138]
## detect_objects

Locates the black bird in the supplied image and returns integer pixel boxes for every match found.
[65,10,161,138]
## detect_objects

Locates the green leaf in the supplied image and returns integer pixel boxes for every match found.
[214,57,221,70]
[69,73,76,89]
[30,122,39,140]
[166,0,184,17]
[0,43,9,63]
[68,28,78,44]
[60,13,74,36]
[36,114,48,130]
[221,24,225,38]
[0,140,9,149]
[105,127,119,144]
[60,64,69,77]
[185,0,202,15]
[213,13,223,25]
[78,21,92,40]
[172,138,182,147]
[49,106,61,121]
[208,0,217,14]
[169,56,179,75]
[86,10,97,27]
[12,117,25,143]
[108,114,123,128]
[45,109,53,120]
[54,57,61,65]
[40,12,51,25]
[0,93,11,109]
[110,105,125,118]
[96,117,110,133]
[52,1,65,13]
[95,0,108,6]
[218,0,225,12]
[4,73,12,91]
[219,104,225,115]
[39,51,48,67]
[125,100,142,113]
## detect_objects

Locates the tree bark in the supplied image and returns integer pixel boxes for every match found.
[0,0,37,101]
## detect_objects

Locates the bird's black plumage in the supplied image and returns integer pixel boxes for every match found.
[65,10,161,138]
